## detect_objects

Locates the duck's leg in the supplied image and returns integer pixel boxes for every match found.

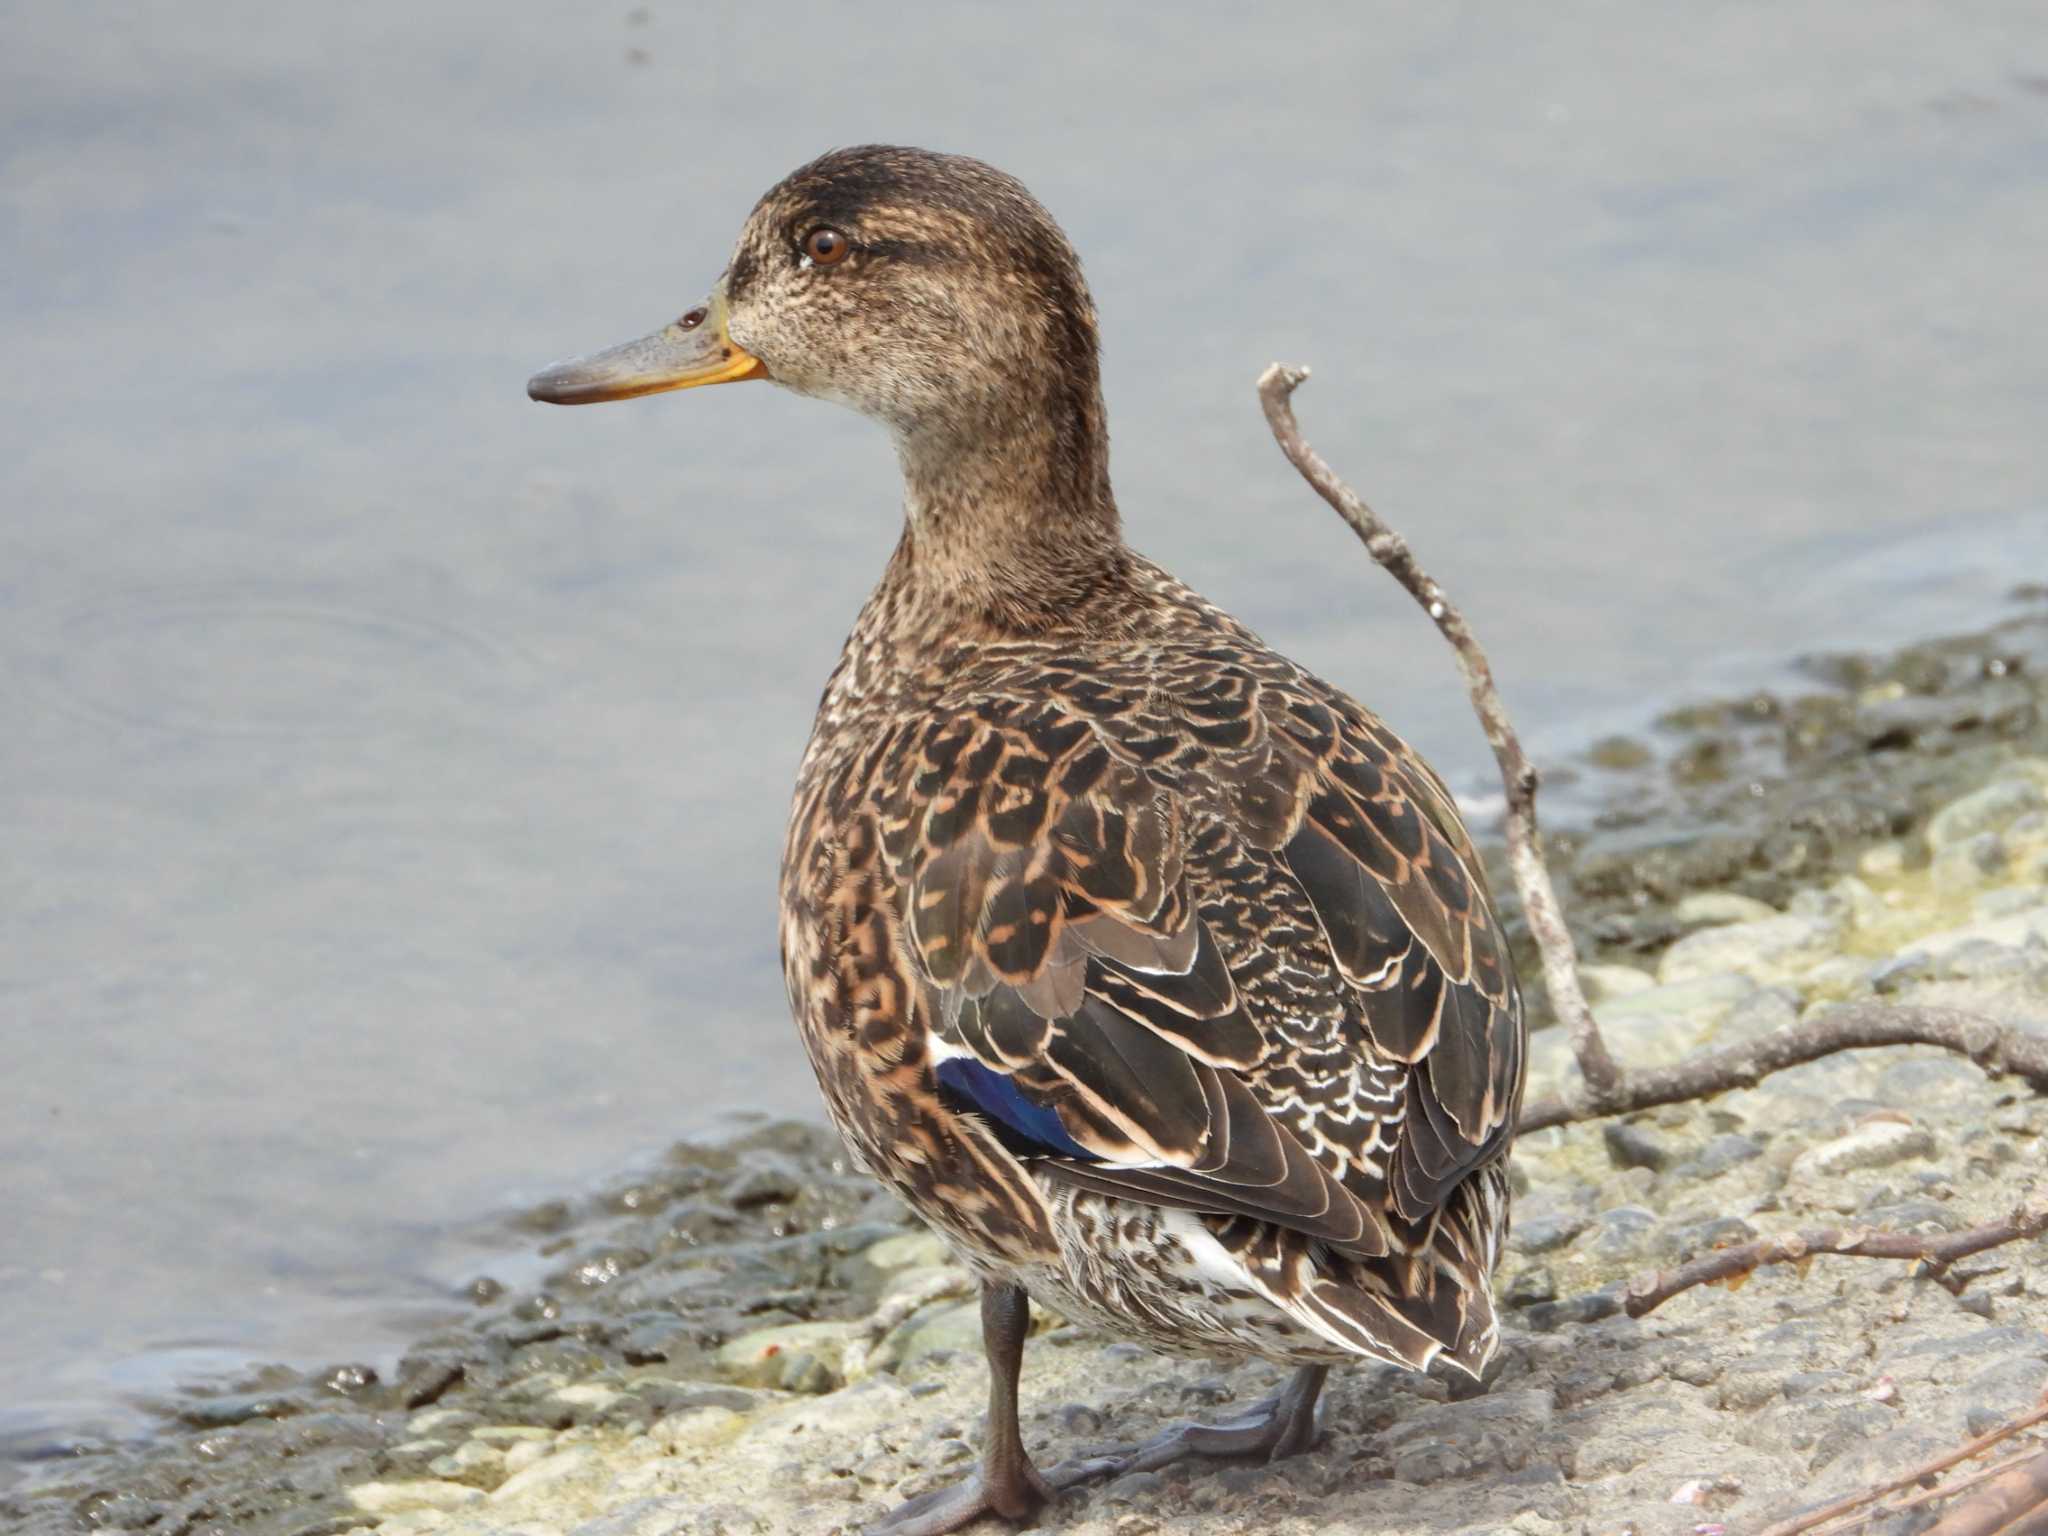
[1110,1363,1329,1473]
[869,1282,1117,1536]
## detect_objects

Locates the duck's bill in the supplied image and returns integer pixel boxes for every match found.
[527,297,766,404]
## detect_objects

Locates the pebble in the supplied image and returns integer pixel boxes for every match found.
[1868,949,1935,993]
[470,1424,556,1443]
[1977,885,2048,918]
[1659,1215,1758,1262]
[501,1438,552,1475]
[1674,891,1780,928]
[618,1313,690,1365]
[1889,906,2048,963]
[1875,1056,1986,1105]
[1578,962,1658,1003]
[489,1445,604,1503]
[652,1406,744,1450]
[1963,1357,2048,1435]
[407,1408,476,1438]
[714,1320,854,1387]
[870,1299,983,1378]
[1602,1121,1672,1172]
[425,1439,505,1488]
[1589,1204,1659,1257]
[1055,1403,1104,1436]
[76,1494,162,1530]
[551,1382,623,1411]
[399,1358,469,1414]
[1715,985,1800,1045]
[1940,939,2037,982]
[1591,972,1758,1063]
[1504,1266,1558,1306]
[1925,777,2046,851]
[1658,915,1841,986]
[1802,955,1873,1000]
[1521,1284,1622,1332]
[1688,1133,1765,1176]
[1103,1469,1165,1504]
[347,1480,484,1514]
[1790,876,1884,930]
[1713,1363,1793,1411]
[1790,1121,1936,1180]
[174,1390,309,1428]
[1932,831,2009,892]
[1511,1208,1591,1255]
[725,1166,804,1209]
[861,1230,950,1271]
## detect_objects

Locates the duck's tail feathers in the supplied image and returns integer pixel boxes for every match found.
[1217,1161,1509,1378]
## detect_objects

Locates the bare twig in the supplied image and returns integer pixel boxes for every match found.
[1623,1199,2048,1318]
[1758,1391,2048,1536]
[1520,1002,2048,1132]
[1257,363,1621,1097]
[1887,1444,2048,1522]
[1925,1449,2048,1536]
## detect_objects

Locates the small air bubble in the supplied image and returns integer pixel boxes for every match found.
[1428,600,1445,620]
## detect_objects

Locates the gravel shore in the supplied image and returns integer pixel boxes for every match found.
[8,604,2046,1536]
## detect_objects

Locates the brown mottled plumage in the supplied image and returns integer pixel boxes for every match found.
[529,145,1525,1536]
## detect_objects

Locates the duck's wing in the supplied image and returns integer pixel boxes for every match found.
[1261,682,1523,1231]
[876,668,1520,1265]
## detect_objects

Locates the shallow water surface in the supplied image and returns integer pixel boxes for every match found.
[3,1,2046,1452]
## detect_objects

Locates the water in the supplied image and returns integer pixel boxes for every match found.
[3,0,2045,1454]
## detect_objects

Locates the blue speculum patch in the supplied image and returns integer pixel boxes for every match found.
[934,1056,1100,1161]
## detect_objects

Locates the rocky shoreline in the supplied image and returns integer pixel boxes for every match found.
[7,601,2046,1536]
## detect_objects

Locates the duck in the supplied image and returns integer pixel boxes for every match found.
[529,145,1525,1535]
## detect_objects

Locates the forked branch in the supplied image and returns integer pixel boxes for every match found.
[1521,1001,2048,1132]
[1624,1199,2048,1318]
[1257,363,2048,1536]
[1255,363,2048,1135]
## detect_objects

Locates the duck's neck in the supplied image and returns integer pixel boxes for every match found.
[880,393,1127,638]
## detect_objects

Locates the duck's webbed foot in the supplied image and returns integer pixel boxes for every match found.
[866,1453,1118,1536]
[1110,1363,1328,1475]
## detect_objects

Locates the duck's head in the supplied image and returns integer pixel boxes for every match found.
[529,146,1106,479]
[531,146,1124,628]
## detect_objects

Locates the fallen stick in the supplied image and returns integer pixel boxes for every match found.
[1520,1002,2048,1132]
[1757,1391,2048,1536]
[1924,1448,2048,1536]
[1623,1199,2048,1318]
[1253,365,2048,1134]
[1882,1444,2048,1525]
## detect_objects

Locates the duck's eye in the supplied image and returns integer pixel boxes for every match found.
[678,306,708,330]
[802,227,851,267]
